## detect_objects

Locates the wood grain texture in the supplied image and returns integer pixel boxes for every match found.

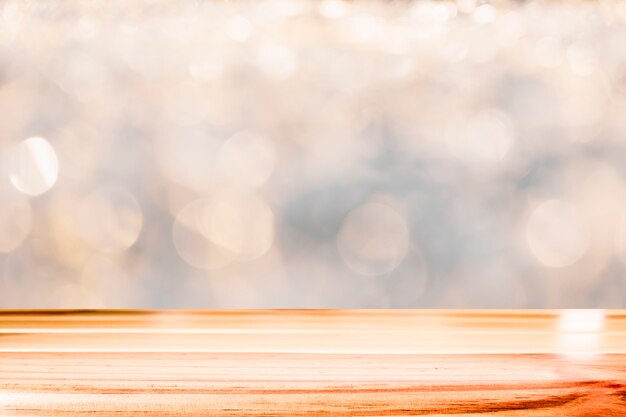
[0,310,625,416]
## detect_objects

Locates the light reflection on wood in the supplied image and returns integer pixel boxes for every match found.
[0,310,625,416]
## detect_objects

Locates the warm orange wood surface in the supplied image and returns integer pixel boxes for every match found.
[1,310,625,416]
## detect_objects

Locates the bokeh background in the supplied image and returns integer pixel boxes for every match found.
[1,0,626,308]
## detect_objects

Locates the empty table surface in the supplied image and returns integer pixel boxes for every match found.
[1,310,625,416]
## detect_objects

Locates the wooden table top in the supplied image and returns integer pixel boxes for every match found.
[1,310,625,416]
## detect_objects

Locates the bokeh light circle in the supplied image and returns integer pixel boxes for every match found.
[337,201,410,276]
[173,191,275,270]
[9,137,59,196]
[526,199,588,268]
[216,131,276,188]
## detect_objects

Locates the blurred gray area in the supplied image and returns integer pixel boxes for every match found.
[1,0,626,308]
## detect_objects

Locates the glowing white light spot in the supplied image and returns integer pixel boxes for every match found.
[9,137,59,196]
[559,309,605,333]
[473,4,496,24]
[558,310,605,358]
[216,131,276,188]
[337,201,410,276]
[77,187,143,252]
[526,199,588,268]
[430,2,456,21]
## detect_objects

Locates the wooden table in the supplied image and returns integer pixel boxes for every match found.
[1,310,625,416]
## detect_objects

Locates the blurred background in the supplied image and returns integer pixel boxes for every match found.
[1,0,626,308]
